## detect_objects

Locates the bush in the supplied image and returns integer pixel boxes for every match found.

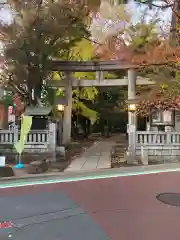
[0,166,14,177]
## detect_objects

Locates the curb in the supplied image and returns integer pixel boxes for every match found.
[1,163,180,185]
[0,138,115,182]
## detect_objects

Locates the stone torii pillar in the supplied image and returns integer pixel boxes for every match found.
[127,69,137,164]
[62,72,72,144]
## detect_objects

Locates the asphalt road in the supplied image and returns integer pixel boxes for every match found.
[1,171,180,239]
[0,190,109,240]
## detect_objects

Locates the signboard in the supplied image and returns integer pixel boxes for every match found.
[8,114,15,123]
[151,110,174,126]
[163,110,172,123]
[151,111,161,123]
[0,156,5,166]
[8,106,13,114]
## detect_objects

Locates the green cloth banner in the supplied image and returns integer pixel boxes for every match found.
[14,116,32,154]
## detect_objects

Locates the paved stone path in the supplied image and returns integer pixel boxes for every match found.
[64,137,116,172]
[6,135,126,178]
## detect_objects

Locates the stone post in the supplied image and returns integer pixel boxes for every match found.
[146,119,150,131]
[62,72,72,144]
[141,146,148,165]
[13,125,19,144]
[127,69,137,164]
[48,122,56,150]
[165,126,172,145]
[48,122,56,161]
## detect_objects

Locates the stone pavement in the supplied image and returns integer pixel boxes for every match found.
[64,137,117,172]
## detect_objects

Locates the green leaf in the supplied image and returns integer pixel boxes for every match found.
[73,101,99,123]
[80,87,99,101]
[72,39,94,61]
[52,72,61,81]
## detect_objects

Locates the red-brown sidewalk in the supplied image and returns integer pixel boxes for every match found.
[1,171,180,239]
[60,172,180,240]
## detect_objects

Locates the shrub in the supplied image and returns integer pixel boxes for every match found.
[0,166,14,177]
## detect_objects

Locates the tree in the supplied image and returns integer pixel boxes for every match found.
[91,0,180,117]
[51,37,120,137]
[84,1,180,127]
[96,21,180,68]
[126,0,180,115]
[91,0,180,67]
[136,83,180,116]
[0,0,90,106]
[71,38,117,118]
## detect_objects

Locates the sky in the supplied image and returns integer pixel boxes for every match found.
[129,0,172,23]
[0,3,12,25]
[90,0,173,43]
[0,0,173,43]
[0,0,173,25]
[128,0,172,35]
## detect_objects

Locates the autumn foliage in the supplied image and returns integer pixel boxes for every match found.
[92,0,180,116]
[94,22,180,68]
[136,86,180,116]
[13,93,24,116]
[0,0,90,106]
[93,0,180,68]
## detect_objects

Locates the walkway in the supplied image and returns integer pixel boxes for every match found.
[64,137,117,172]
[1,170,180,240]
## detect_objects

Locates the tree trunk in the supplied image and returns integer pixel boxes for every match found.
[170,0,179,44]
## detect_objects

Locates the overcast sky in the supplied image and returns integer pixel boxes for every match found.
[128,0,172,33]
[0,0,173,24]
[0,4,12,24]
[0,0,173,40]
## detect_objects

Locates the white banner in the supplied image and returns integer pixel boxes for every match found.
[8,114,15,123]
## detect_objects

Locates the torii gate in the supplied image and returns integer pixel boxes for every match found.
[47,60,155,163]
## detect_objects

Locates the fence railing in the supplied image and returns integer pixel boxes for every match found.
[0,129,51,148]
[0,130,14,144]
[23,130,49,144]
[136,131,180,145]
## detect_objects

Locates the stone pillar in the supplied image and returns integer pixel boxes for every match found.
[62,72,72,144]
[48,122,56,150]
[48,122,56,161]
[128,69,136,126]
[146,120,150,131]
[127,69,137,164]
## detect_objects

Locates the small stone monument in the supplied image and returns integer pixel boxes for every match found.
[141,146,148,165]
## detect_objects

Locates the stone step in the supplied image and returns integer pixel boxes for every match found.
[115,157,126,162]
